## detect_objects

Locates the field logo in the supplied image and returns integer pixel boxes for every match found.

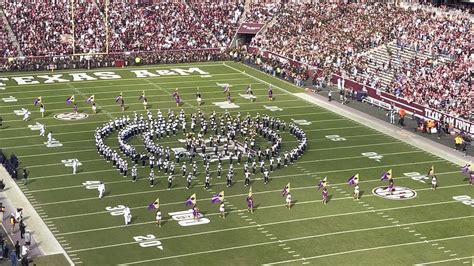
[213,101,240,109]
[54,112,88,121]
[133,235,163,250]
[2,96,17,102]
[264,105,282,112]
[168,209,210,227]
[372,186,417,200]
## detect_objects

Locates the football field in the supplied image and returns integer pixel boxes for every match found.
[0,61,472,265]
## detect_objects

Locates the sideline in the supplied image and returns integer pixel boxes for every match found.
[0,166,73,265]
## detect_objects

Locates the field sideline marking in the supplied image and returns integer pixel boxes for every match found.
[55,187,466,235]
[116,231,474,265]
[263,234,474,265]
[67,210,472,253]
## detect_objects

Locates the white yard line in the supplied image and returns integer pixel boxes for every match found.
[19,140,403,159]
[263,235,474,265]
[29,158,447,183]
[24,149,425,170]
[1,109,331,135]
[3,101,314,124]
[56,197,466,236]
[116,231,473,265]
[71,215,472,254]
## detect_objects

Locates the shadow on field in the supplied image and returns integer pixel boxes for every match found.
[327,195,333,203]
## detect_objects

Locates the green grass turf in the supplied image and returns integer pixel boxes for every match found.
[0,61,472,265]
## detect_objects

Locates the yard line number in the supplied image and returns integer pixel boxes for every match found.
[133,235,163,250]
[361,152,383,162]
[325,135,346,141]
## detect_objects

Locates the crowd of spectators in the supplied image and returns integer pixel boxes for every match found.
[0,1,471,119]
[251,3,407,68]
[74,0,106,54]
[189,1,244,47]
[244,2,279,23]
[4,1,72,56]
[0,24,17,58]
[105,1,220,52]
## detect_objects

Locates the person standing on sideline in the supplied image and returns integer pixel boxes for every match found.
[98,182,105,199]
[10,250,16,266]
[19,220,26,239]
[22,169,29,185]
[0,203,5,221]
[14,240,20,261]
[328,90,332,101]
[24,230,31,248]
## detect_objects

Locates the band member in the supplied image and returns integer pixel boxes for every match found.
[156,209,162,227]
[219,203,225,219]
[431,175,437,190]
[286,193,292,209]
[353,184,360,200]
[40,104,45,117]
[322,187,329,204]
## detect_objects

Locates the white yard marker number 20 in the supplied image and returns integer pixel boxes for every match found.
[133,235,163,250]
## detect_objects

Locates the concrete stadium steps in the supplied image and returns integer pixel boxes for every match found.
[356,41,452,87]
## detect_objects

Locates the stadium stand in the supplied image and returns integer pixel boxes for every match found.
[0,1,472,120]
